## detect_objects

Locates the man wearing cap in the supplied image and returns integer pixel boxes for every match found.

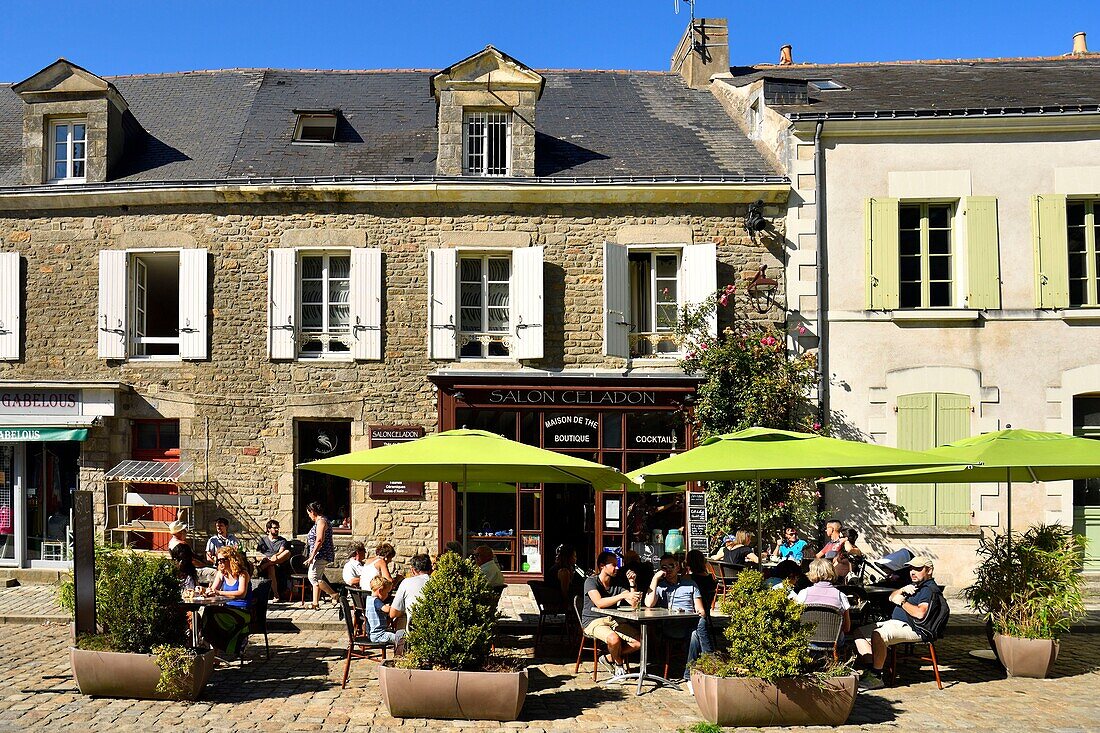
[854,555,944,690]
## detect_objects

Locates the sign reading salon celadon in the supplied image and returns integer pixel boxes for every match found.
[0,389,82,416]
[369,426,426,499]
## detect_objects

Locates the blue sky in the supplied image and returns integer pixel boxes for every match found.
[0,1,1095,80]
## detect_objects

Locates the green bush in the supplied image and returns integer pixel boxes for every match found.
[964,524,1086,639]
[691,570,813,682]
[401,553,499,671]
[58,545,187,654]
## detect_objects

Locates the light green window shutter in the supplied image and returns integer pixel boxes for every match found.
[866,197,900,310]
[933,393,972,526]
[965,196,1001,309]
[1033,194,1069,309]
[896,393,935,525]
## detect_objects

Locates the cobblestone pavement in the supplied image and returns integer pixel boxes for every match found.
[3,622,1099,733]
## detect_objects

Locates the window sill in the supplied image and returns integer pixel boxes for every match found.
[123,357,182,365]
[888,309,980,323]
[628,357,684,368]
[1061,309,1100,322]
[296,355,355,362]
[883,524,982,538]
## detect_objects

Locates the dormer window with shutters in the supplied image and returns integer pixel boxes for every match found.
[603,241,717,359]
[431,47,543,178]
[267,236,381,361]
[13,59,133,185]
[428,245,543,361]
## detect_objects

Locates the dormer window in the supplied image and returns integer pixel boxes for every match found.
[293,110,338,143]
[463,110,511,176]
[49,118,87,182]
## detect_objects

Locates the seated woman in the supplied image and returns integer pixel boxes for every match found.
[365,576,404,645]
[170,542,198,592]
[684,549,717,613]
[546,543,584,603]
[200,546,253,659]
[723,529,760,567]
[794,558,852,648]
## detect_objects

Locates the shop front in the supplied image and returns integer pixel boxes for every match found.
[0,383,121,568]
[431,374,699,581]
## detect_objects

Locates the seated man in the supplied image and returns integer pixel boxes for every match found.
[474,545,506,591]
[853,555,946,690]
[580,551,642,677]
[205,517,240,565]
[388,554,432,629]
[772,526,809,563]
[645,554,710,691]
[364,576,404,646]
[343,542,369,587]
[256,519,292,600]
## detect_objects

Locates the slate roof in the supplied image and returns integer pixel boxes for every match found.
[729,57,1100,119]
[0,68,779,187]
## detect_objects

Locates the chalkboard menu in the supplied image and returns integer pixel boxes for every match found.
[369,426,425,499]
[687,490,709,552]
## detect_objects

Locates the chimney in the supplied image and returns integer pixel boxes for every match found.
[671,18,730,89]
[1072,32,1088,55]
[779,44,793,65]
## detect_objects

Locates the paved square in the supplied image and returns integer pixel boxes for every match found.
[2,622,1099,732]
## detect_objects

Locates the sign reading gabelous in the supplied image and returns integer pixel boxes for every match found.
[369,426,425,499]
[0,389,82,416]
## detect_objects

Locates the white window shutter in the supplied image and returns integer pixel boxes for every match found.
[0,253,19,360]
[681,242,718,339]
[268,248,297,360]
[428,248,457,360]
[97,250,127,359]
[603,241,630,357]
[510,246,544,360]
[178,248,209,360]
[350,247,382,360]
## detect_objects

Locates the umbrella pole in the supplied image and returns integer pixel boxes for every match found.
[461,465,468,557]
[756,476,763,557]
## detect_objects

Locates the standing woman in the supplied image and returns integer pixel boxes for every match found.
[201,547,253,659]
[305,501,339,609]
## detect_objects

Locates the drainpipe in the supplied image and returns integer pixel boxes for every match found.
[813,120,829,429]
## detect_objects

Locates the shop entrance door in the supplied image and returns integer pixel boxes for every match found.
[0,445,15,565]
[1073,396,1100,571]
[25,441,79,565]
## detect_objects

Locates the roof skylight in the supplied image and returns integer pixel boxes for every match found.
[293,110,339,142]
[807,79,847,92]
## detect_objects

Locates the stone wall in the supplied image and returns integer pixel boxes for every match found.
[0,201,783,560]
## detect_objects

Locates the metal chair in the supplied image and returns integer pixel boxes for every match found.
[713,561,744,595]
[338,588,392,688]
[288,552,310,605]
[799,603,844,662]
[528,580,571,650]
[248,578,271,660]
[888,641,944,690]
[573,594,607,681]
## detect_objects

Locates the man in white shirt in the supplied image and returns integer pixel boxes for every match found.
[342,542,368,587]
[475,545,506,591]
[205,517,239,565]
[389,554,432,628]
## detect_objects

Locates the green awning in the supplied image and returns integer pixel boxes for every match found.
[0,427,88,442]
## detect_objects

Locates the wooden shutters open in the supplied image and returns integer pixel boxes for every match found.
[0,253,19,360]
[511,246,544,360]
[865,197,900,309]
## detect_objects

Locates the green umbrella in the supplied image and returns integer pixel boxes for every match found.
[820,428,1100,536]
[628,427,966,551]
[300,428,627,554]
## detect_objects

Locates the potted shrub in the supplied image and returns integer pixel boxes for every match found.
[689,570,856,727]
[964,524,1086,678]
[59,545,214,701]
[378,553,526,721]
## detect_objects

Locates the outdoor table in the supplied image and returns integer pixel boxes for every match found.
[178,595,227,648]
[597,606,699,696]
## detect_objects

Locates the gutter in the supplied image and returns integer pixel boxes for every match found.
[786,104,1100,122]
[814,120,829,429]
[0,176,791,211]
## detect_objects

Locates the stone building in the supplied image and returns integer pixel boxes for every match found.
[715,35,1100,587]
[0,26,789,575]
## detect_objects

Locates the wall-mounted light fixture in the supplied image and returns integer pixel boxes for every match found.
[453,390,466,402]
[746,265,779,313]
[745,199,768,233]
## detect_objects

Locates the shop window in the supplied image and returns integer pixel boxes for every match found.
[132,419,180,461]
[295,420,352,535]
[455,408,518,439]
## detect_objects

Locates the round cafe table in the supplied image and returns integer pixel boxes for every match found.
[597,606,699,696]
[178,595,227,648]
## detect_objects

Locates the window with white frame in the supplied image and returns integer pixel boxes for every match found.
[898,202,954,309]
[459,255,511,358]
[298,253,351,357]
[130,252,180,358]
[628,251,681,356]
[49,118,87,182]
[463,111,511,177]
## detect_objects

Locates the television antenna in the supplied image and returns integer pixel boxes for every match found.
[674,0,697,22]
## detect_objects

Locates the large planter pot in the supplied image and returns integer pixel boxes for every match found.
[691,671,857,727]
[70,647,215,701]
[993,633,1060,679]
[378,663,527,721]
